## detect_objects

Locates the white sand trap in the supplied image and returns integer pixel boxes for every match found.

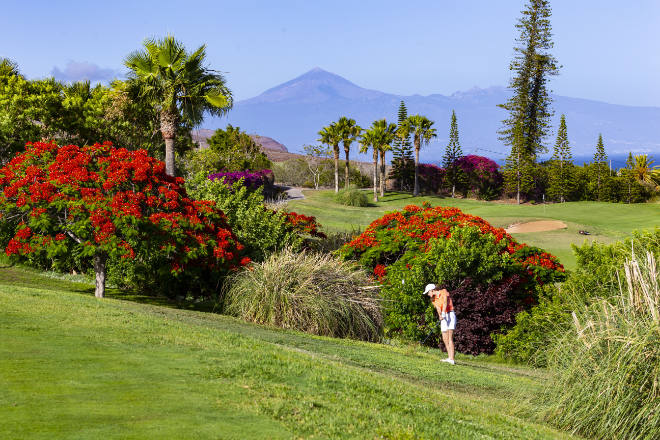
[505,220,567,234]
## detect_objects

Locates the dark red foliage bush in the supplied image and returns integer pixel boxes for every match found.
[442,276,525,355]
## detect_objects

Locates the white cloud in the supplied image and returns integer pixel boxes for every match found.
[51,61,121,83]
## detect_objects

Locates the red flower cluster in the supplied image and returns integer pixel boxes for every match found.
[0,141,249,274]
[283,211,327,239]
[342,203,564,283]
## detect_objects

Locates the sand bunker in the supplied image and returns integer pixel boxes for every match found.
[505,220,567,234]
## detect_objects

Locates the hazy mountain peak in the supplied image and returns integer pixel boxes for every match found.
[243,68,387,105]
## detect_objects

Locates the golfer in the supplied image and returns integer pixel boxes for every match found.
[424,284,456,365]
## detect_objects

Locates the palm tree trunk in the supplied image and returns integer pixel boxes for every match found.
[93,252,107,298]
[372,150,378,202]
[160,110,177,177]
[380,150,386,198]
[413,137,420,196]
[333,147,340,193]
[344,147,350,189]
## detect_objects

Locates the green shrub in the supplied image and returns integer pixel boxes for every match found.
[494,228,660,365]
[223,248,383,341]
[334,187,369,207]
[186,172,303,262]
[184,125,271,177]
[539,251,660,439]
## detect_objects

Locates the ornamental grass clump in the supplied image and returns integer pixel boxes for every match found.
[223,248,383,342]
[540,251,660,440]
[334,187,369,207]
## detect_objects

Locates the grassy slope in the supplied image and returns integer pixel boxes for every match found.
[288,190,659,269]
[0,265,577,440]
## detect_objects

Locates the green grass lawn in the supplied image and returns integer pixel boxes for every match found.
[0,264,578,439]
[288,190,659,269]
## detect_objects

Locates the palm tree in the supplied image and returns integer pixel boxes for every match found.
[336,116,362,189]
[359,120,396,202]
[359,128,379,202]
[377,121,397,198]
[318,122,343,192]
[400,115,437,196]
[124,36,232,176]
[632,154,657,187]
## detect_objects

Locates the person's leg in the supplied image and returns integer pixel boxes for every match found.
[446,329,455,361]
[441,330,450,355]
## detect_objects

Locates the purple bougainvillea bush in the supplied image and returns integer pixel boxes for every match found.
[208,169,274,191]
[455,155,503,200]
[418,163,446,193]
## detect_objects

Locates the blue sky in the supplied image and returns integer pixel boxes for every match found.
[2,0,659,106]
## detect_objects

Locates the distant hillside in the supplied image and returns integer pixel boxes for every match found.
[204,68,660,163]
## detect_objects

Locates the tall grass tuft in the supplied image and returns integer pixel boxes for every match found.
[334,187,369,207]
[223,248,383,341]
[541,251,660,439]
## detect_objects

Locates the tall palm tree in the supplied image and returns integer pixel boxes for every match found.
[400,115,437,196]
[318,122,343,192]
[359,127,380,202]
[359,120,397,201]
[336,116,362,189]
[377,121,397,198]
[124,36,232,176]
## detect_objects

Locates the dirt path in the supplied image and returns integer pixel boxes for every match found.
[505,220,567,234]
[284,187,305,200]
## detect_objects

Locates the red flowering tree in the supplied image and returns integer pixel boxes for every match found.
[339,203,565,354]
[0,141,248,298]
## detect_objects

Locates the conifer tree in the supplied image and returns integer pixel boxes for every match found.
[501,122,535,203]
[499,0,558,159]
[592,133,608,200]
[547,115,574,202]
[498,0,558,202]
[442,110,464,198]
[390,100,414,190]
[624,152,635,203]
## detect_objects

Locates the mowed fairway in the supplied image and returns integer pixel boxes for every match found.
[287,190,659,269]
[0,265,577,440]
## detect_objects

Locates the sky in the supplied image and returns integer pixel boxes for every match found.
[2,0,659,107]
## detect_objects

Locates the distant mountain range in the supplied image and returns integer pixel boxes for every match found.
[203,68,660,164]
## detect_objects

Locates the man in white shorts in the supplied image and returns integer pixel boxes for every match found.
[424,283,456,365]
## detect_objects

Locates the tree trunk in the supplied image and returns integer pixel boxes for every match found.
[160,110,178,177]
[344,147,350,189]
[373,151,378,202]
[452,184,455,198]
[93,252,107,299]
[333,147,339,193]
[164,138,176,177]
[380,150,386,198]
[413,137,420,196]
[516,149,521,204]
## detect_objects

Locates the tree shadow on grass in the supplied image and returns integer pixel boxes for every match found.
[0,264,219,313]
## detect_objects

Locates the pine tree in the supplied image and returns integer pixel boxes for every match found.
[501,122,535,203]
[547,114,574,202]
[390,100,414,190]
[442,110,463,197]
[499,0,558,159]
[592,133,608,200]
[498,0,558,202]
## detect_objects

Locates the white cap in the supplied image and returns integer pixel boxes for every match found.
[423,284,436,295]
